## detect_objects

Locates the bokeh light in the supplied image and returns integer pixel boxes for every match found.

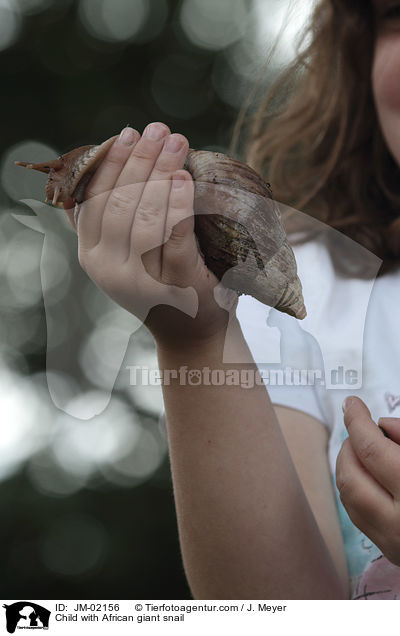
[16,0,57,15]
[0,367,51,480]
[79,307,142,389]
[52,397,142,476]
[78,0,149,44]
[2,141,62,203]
[123,343,164,418]
[40,513,108,576]
[179,0,248,51]
[4,237,44,307]
[134,0,168,44]
[28,450,88,497]
[211,0,316,109]
[253,0,316,64]
[103,425,165,484]
[0,221,43,311]
[0,1,22,52]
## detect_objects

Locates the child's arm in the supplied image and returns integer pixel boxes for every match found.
[68,122,348,599]
[276,406,350,595]
[157,332,348,599]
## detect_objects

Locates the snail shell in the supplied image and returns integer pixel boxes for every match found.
[15,136,306,319]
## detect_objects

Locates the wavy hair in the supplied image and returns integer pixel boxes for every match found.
[232,0,400,276]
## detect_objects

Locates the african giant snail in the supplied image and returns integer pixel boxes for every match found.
[15,134,307,319]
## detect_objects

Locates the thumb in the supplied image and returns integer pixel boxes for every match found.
[342,395,375,435]
[342,395,372,419]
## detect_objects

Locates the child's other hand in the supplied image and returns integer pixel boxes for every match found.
[336,396,400,566]
[63,123,237,351]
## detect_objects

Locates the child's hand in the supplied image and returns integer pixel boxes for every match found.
[63,123,237,351]
[336,396,400,566]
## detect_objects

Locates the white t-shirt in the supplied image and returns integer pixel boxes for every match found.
[236,237,400,599]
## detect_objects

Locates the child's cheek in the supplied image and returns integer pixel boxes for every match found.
[372,33,400,164]
[373,33,400,110]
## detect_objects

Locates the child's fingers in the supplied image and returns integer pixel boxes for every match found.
[76,128,140,251]
[161,171,197,283]
[378,417,400,445]
[100,123,171,261]
[83,128,140,201]
[63,130,139,239]
[343,396,400,499]
[336,437,394,529]
[76,191,109,253]
[146,133,189,185]
[129,134,189,277]
[163,171,194,242]
[114,122,170,192]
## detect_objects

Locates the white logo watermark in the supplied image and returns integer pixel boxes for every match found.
[127,365,359,388]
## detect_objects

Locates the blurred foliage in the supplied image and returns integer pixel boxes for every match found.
[0,0,304,600]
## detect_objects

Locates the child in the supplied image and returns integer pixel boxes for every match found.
[236,0,400,599]
[64,0,400,599]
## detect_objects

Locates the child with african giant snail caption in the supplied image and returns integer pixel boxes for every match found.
[63,0,400,599]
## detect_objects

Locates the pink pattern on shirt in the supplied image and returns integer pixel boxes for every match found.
[352,555,400,599]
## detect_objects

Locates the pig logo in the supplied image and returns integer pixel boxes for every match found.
[12,197,381,420]
[2,602,50,633]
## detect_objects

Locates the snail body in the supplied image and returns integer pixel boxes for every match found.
[15,136,306,319]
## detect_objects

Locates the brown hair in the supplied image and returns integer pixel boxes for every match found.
[232,0,400,276]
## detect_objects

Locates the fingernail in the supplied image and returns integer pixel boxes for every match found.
[172,174,185,189]
[143,123,168,141]
[378,424,391,439]
[164,135,184,153]
[342,397,353,413]
[378,417,399,424]
[118,126,137,146]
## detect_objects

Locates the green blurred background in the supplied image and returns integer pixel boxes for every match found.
[0,0,313,599]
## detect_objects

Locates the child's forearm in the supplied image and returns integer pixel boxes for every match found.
[157,317,345,600]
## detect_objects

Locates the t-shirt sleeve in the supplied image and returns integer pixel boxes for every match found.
[236,239,343,435]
